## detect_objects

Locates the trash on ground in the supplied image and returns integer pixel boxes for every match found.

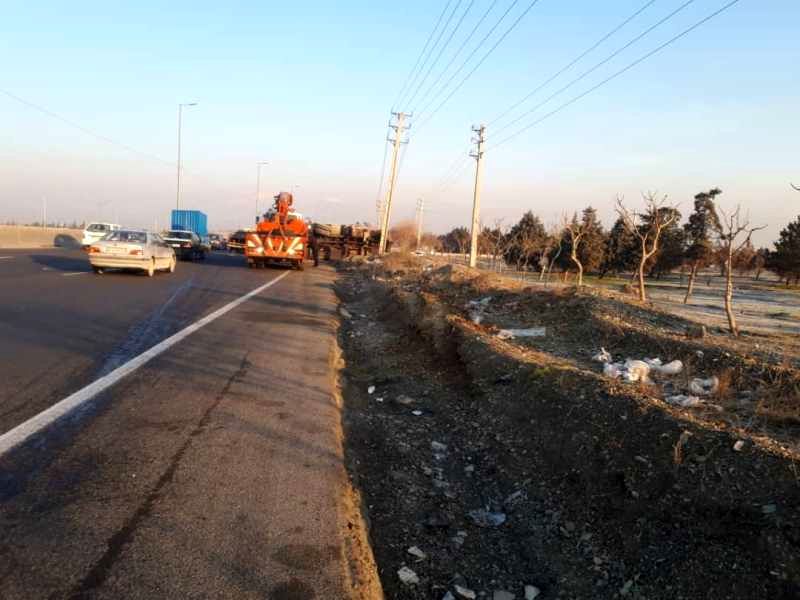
[431,441,448,452]
[454,584,477,599]
[397,566,420,585]
[412,410,423,416]
[592,347,613,363]
[666,394,704,408]
[622,359,651,383]
[395,394,415,405]
[339,307,352,319]
[367,385,375,394]
[646,358,683,375]
[733,440,745,452]
[524,585,541,600]
[689,376,719,396]
[497,327,546,340]
[468,508,507,527]
[407,546,427,560]
[467,296,492,324]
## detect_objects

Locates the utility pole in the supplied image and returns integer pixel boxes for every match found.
[379,112,409,255]
[42,196,46,229]
[468,124,486,268]
[415,197,424,249]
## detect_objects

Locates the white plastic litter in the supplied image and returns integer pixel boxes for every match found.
[592,348,613,363]
[524,586,541,600]
[468,508,507,527]
[623,359,651,383]
[689,376,719,396]
[367,385,375,395]
[467,297,492,324]
[655,360,683,375]
[666,394,704,408]
[407,546,427,560]
[497,327,546,340]
[603,363,623,378]
[733,440,745,452]
[398,566,420,585]
[454,585,477,599]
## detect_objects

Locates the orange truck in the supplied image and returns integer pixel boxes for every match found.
[245,191,310,269]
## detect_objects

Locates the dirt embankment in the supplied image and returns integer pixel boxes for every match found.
[336,256,800,600]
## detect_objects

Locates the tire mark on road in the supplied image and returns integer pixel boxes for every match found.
[96,278,194,377]
[59,352,251,600]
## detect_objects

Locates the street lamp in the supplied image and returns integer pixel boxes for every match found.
[255,161,269,223]
[175,102,198,210]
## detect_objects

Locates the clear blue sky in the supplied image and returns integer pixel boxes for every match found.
[1,1,798,245]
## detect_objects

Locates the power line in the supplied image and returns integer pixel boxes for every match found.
[1,88,174,167]
[406,0,475,111]
[487,0,743,152]
[488,0,659,128]
[414,0,543,134]
[489,0,696,140]
[413,0,502,116]
[393,0,455,111]
[414,0,522,125]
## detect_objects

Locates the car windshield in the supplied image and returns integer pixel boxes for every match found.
[105,230,146,243]
[165,231,192,240]
[87,223,108,232]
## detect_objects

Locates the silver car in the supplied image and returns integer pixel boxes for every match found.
[88,230,176,277]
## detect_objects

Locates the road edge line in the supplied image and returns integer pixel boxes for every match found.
[0,270,290,457]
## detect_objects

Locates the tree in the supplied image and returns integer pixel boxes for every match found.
[389,221,417,251]
[647,207,684,279]
[439,227,470,254]
[503,211,547,271]
[539,222,565,284]
[768,215,800,286]
[683,189,722,302]
[576,206,606,274]
[712,205,765,336]
[753,247,769,281]
[599,217,638,278]
[562,212,590,287]
[616,193,679,302]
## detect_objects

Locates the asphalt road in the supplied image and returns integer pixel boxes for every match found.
[0,249,380,599]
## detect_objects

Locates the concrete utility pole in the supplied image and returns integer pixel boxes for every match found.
[379,112,409,255]
[468,124,486,268]
[415,197,424,249]
[175,102,197,211]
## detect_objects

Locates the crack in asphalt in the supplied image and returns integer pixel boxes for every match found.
[57,351,251,600]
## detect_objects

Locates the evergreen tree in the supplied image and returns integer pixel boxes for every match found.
[683,189,721,302]
[576,206,606,274]
[503,211,547,270]
[768,215,800,285]
[600,217,638,277]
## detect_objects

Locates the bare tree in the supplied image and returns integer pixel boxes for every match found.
[539,222,564,285]
[616,193,679,302]
[712,205,766,336]
[563,213,588,287]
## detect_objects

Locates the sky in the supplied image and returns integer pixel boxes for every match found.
[1,0,798,246]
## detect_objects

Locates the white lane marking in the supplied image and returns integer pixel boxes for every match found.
[0,270,291,457]
[0,256,13,260]
[42,267,52,271]
[63,272,89,277]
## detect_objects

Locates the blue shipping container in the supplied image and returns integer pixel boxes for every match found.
[171,209,208,238]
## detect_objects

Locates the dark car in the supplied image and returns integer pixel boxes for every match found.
[162,230,206,260]
[228,230,246,254]
[209,233,226,251]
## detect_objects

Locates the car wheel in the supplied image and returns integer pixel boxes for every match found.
[146,259,155,277]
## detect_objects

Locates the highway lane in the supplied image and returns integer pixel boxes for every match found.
[0,248,277,435]
[0,258,380,599]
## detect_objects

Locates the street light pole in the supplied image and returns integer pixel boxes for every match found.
[255,161,269,224]
[175,102,197,211]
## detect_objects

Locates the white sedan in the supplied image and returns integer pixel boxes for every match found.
[88,230,176,277]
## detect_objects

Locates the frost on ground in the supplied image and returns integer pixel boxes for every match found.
[336,257,800,600]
